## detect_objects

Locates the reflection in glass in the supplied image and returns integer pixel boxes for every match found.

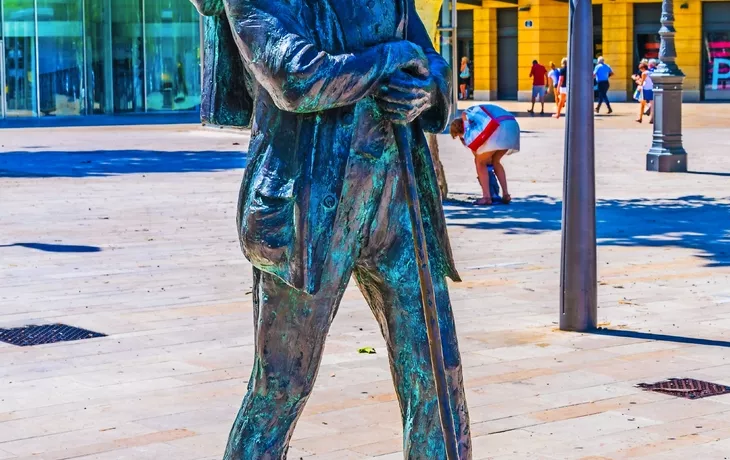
[635,33,660,69]
[2,0,38,117]
[113,0,145,113]
[36,0,85,116]
[145,0,201,111]
[0,0,202,118]
[85,0,111,114]
[705,32,730,101]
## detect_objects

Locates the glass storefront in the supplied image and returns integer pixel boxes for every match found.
[0,0,201,118]
[705,32,730,100]
[703,2,730,101]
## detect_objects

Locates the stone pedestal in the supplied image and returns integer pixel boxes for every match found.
[646,73,687,173]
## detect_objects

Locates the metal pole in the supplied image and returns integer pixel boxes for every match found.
[0,41,6,118]
[451,0,458,115]
[439,0,458,118]
[103,0,114,114]
[141,0,148,112]
[81,0,88,115]
[33,0,40,117]
[646,0,687,172]
[394,125,460,460]
[560,0,597,332]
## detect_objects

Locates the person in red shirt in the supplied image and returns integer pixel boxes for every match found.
[528,60,548,115]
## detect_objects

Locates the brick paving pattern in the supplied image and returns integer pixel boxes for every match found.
[1,103,730,459]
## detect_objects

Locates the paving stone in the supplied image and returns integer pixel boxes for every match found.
[1,104,730,458]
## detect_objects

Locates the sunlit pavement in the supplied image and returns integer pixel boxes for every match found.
[1,104,730,459]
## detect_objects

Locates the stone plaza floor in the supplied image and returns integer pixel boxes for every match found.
[1,102,730,459]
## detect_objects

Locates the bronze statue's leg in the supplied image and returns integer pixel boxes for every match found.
[223,268,351,460]
[354,173,472,460]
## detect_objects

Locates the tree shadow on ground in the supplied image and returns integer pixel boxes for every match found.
[0,150,247,178]
[444,194,730,267]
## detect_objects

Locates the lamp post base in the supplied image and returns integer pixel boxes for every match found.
[646,73,687,173]
[646,152,687,172]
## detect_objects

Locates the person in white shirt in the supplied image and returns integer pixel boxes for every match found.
[450,104,520,205]
[632,61,654,123]
[547,61,560,109]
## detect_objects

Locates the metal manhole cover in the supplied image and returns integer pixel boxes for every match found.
[0,324,106,347]
[637,378,730,399]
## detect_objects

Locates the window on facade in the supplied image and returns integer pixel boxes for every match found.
[1,0,201,117]
[2,0,38,116]
[36,0,85,116]
[703,3,730,101]
[704,32,730,100]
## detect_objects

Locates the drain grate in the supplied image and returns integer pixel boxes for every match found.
[637,378,730,400]
[0,324,106,347]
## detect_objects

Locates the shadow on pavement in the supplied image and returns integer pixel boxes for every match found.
[0,150,247,178]
[591,328,730,348]
[687,171,730,177]
[444,194,730,267]
[0,243,102,253]
[0,112,200,129]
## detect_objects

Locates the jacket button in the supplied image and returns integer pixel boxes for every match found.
[323,194,337,209]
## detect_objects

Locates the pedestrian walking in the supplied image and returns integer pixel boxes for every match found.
[645,59,658,115]
[632,61,654,123]
[450,104,520,206]
[528,59,548,115]
[548,61,560,108]
[459,57,470,100]
[553,58,568,119]
[593,56,613,114]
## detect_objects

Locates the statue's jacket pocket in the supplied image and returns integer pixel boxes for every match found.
[238,137,300,285]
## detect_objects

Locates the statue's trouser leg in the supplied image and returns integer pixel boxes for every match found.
[354,168,472,460]
[223,266,352,460]
[225,147,470,459]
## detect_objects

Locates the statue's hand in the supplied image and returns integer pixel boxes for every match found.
[375,69,436,124]
[389,41,429,77]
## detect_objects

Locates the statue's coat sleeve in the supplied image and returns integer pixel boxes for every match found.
[224,0,409,113]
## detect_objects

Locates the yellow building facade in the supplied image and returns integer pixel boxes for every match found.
[455,0,730,101]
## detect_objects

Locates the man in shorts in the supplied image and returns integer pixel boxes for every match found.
[528,59,548,115]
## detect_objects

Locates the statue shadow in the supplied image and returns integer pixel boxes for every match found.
[0,243,102,253]
[443,194,730,267]
[0,150,247,178]
[591,328,730,348]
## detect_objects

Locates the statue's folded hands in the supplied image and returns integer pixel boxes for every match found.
[374,68,438,123]
[224,0,431,113]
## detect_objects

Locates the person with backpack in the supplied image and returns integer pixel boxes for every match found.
[450,104,520,205]
[553,57,569,119]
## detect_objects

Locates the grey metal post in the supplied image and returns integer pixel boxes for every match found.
[646,0,687,172]
[0,41,6,118]
[451,0,458,114]
[560,0,597,332]
[103,0,114,114]
[439,0,458,118]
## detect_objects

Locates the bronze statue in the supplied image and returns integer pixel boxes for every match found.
[190,0,471,458]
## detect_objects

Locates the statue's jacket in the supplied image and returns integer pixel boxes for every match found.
[223,0,461,294]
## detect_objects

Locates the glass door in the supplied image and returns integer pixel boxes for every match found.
[2,0,38,117]
[36,0,86,116]
[144,0,201,111]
